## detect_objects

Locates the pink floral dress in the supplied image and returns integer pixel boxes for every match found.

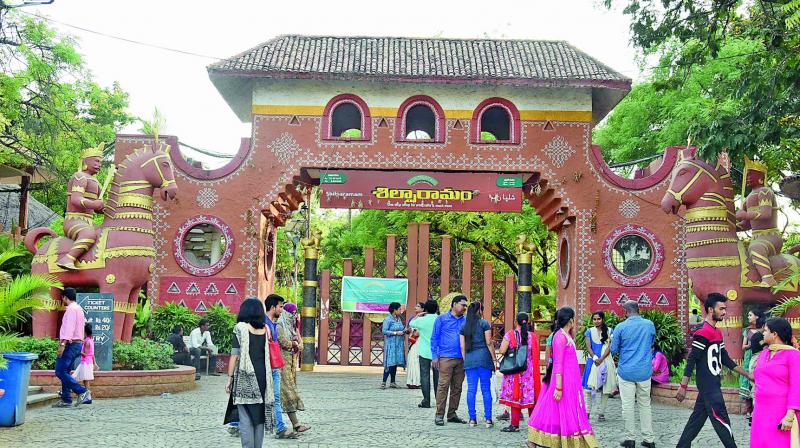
[499,330,541,409]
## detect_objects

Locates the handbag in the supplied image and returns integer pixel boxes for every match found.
[499,330,528,375]
[266,326,286,369]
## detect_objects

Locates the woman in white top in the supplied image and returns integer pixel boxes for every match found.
[581,311,618,421]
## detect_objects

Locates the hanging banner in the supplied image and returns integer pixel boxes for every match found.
[341,276,409,313]
[320,170,523,212]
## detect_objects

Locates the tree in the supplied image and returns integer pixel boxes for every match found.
[0,9,132,212]
[600,1,800,185]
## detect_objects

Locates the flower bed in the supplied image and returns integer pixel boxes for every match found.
[30,366,196,398]
[650,382,745,415]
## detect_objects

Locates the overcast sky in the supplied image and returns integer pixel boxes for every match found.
[26,0,642,156]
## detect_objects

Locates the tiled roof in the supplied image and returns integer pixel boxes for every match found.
[209,35,630,87]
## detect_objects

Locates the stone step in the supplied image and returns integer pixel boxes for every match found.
[28,386,43,395]
[26,392,60,409]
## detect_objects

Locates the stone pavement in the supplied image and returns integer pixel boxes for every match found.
[0,370,750,447]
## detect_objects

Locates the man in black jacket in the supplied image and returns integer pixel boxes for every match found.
[166,326,199,380]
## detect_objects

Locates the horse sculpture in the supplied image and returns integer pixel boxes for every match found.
[661,150,800,357]
[24,141,178,342]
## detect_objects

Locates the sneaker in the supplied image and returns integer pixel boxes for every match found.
[485,420,494,429]
[51,401,72,408]
[82,399,92,405]
[447,415,468,424]
[389,382,399,389]
[468,420,477,427]
[434,416,445,426]
[380,382,386,390]
[74,390,90,407]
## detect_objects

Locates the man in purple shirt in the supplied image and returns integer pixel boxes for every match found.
[53,288,90,407]
[431,293,468,426]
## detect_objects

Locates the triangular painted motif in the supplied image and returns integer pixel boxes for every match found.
[195,301,208,313]
[453,119,463,129]
[637,292,652,305]
[377,118,388,128]
[167,282,180,294]
[656,294,670,305]
[543,121,555,131]
[225,283,238,295]
[597,293,611,305]
[186,283,200,294]
[289,116,300,125]
[216,299,226,307]
[177,299,187,308]
[204,283,219,295]
[617,293,630,305]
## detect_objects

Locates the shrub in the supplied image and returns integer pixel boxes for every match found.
[151,303,198,342]
[113,338,173,370]
[205,304,235,354]
[575,311,623,349]
[15,336,59,370]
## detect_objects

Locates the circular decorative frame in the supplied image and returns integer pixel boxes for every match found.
[558,235,570,288]
[173,215,235,277]
[602,224,664,287]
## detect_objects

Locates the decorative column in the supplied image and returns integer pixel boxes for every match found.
[516,234,533,315]
[300,230,322,372]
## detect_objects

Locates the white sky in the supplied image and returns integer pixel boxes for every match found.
[26,0,641,155]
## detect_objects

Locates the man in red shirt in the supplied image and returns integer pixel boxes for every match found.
[52,288,90,407]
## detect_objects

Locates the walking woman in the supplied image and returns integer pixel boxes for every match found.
[406,302,426,389]
[528,307,597,448]
[741,308,766,419]
[224,297,280,448]
[382,301,408,389]
[277,302,310,434]
[581,311,617,422]
[751,317,800,448]
[498,312,541,433]
[459,301,498,428]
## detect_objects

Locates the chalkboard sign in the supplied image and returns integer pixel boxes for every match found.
[77,293,114,371]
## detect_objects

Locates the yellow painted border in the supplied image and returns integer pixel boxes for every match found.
[252,105,592,122]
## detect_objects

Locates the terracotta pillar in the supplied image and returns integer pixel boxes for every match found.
[440,235,452,298]
[386,234,396,278]
[504,275,516,334]
[461,247,472,297]
[416,223,430,306]
[363,247,374,366]
[406,223,419,319]
[482,261,493,321]
[341,258,353,365]
[318,269,330,365]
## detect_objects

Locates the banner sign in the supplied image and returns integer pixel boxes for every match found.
[320,170,524,212]
[159,276,246,313]
[77,293,114,371]
[589,287,678,315]
[341,276,409,313]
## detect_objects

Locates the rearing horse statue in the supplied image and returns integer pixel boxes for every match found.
[661,149,800,357]
[24,141,178,342]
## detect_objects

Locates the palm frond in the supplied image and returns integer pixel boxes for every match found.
[0,249,26,269]
[0,274,62,332]
[0,333,21,370]
[785,0,800,29]
[771,296,800,316]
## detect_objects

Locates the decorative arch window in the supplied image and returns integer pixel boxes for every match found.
[395,95,445,142]
[471,97,520,144]
[322,94,372,141]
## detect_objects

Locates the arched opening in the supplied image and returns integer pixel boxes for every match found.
[471,97,520,144]
[404,104,436,140]
[331,102,363,138]
[479,106,511,141]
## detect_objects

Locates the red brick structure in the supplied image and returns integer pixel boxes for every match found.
[116,36,692,353]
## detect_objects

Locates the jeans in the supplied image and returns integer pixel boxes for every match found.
[55,342,87,403]
[382,365,397,383]
[237,404,264,448]
[419,356,439,406]
[465,367,493,421]
[618,376,654,443]
[272,368,286,433]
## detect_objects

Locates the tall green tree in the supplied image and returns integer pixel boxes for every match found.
[0,9,132,212]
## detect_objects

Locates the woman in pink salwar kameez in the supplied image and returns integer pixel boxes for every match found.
[528,307,598,448]
[752,317,800,448]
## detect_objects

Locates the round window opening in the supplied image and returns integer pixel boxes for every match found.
[611,234,653,277]
[558,237,570,287]
[174,215,235,277]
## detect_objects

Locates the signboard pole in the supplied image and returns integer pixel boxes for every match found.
[76,293,114,371]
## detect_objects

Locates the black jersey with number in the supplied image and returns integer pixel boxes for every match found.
[683,322,738,392]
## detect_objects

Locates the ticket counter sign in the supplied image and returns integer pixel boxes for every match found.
[320,170,523,212]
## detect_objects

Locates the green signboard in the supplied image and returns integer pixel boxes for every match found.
[320,172,348,184]
[341,276,409,313]
[496,176,523,188]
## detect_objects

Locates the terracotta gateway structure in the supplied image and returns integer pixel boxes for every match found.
[112,36,699,352]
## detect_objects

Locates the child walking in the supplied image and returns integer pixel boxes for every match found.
[73,323,97,404]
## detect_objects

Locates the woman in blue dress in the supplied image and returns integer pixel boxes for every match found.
[581,311,617,421]
[382,301,408,389]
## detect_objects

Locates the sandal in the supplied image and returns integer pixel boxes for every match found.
[293,425,310,433]
[468,420,478,427]
[275,430,298,439]
[380,382,386,389]
[500,425,519,432]
[485,420,494,428]
[598,414,605,422]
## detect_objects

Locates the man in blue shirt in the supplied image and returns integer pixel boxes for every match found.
[611,301,656,448]
[430,293,468,426]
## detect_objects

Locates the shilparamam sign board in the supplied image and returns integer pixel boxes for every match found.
[341,276,409,313]
[320,170,524,212]
[77,293,114,371]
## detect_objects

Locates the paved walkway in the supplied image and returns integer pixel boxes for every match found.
[1,371,750,447]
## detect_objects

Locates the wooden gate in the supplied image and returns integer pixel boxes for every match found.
[317,222,517,366]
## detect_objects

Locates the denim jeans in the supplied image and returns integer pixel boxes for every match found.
[465,367,493,421]
[272,368,286,433]
[55,342,87,403]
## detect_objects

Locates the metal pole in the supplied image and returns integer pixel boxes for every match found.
[516,234,533,315]
[300,231,321,372]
